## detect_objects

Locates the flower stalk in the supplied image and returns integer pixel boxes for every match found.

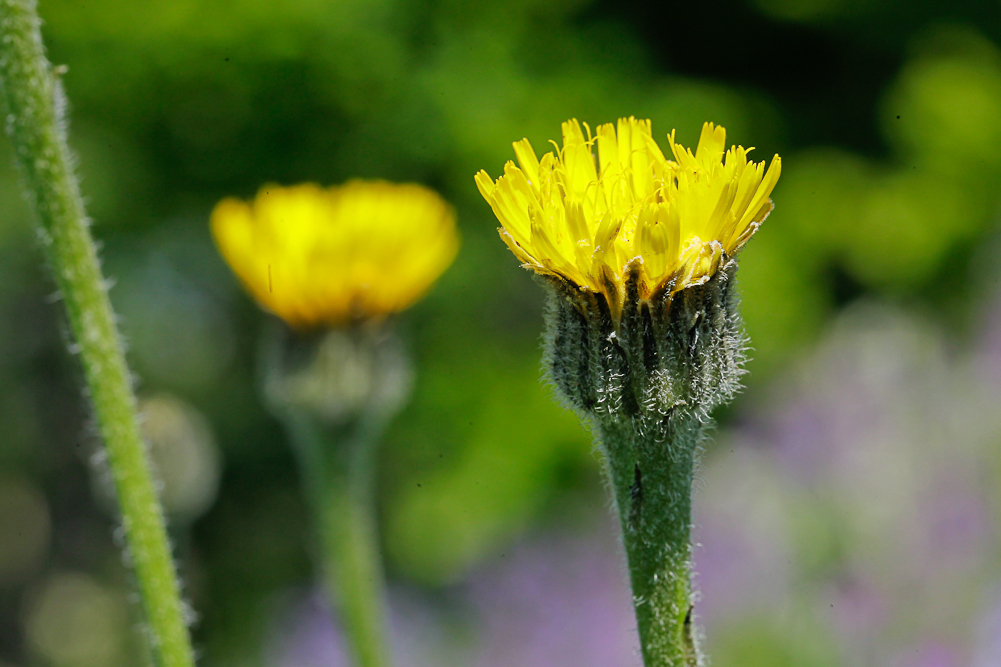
[285,410,394,667]
[543,261,744,666]
[262,326,411,667]
[0,3,194,667]
[598,415,700,665]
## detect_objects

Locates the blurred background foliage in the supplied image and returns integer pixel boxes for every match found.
[2,0,1001,665]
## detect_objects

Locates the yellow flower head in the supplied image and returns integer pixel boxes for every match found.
[475,118,781,317]
[211,180,459,328]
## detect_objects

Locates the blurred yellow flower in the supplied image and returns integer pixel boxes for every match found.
[475,118,780,315]
[211,181,458,328]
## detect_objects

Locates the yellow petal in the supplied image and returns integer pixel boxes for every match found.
[513,138,541,191]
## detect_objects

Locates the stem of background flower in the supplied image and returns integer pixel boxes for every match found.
[598,415,701,667]
[0,4,195,667]
[287,412,393,667]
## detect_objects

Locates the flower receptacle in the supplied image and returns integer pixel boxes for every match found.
[261,322,413,430]
[544,257,746,426]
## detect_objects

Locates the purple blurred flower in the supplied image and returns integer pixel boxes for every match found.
[465,521,640,667]
[266,591,352,667]
[265,519,641,667]
[891,641,960,667]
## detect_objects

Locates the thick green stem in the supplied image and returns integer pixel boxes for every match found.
[289,413,393,667]
[0,4,194,667]
[598,414,701,667]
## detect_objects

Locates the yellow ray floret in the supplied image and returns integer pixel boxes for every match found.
[211,180,459,328]
[475,118,780,313]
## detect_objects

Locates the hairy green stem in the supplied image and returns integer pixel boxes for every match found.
[0,4,194,667]
[541,262,747,666]
[289,412,393,667]
[599,414,701,667]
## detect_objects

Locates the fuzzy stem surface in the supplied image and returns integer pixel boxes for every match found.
[598,414,701,667]
[0,3,194,667]
[289,412,393,667]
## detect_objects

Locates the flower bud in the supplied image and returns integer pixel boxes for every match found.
[261,324,412,428]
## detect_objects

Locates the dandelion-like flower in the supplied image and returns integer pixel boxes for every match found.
[211,179,458,667]
[476,117,780,320]
[475,119,782,667]
[211,181,459,329]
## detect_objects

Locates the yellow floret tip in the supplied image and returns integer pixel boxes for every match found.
[211,180,459,328]
[475,117,781,316]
